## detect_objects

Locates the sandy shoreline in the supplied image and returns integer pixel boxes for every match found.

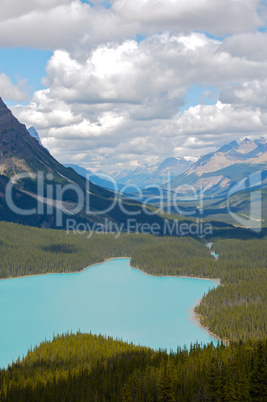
[189,299,228,345]
[0,257,129,281]
[133,265,220,283]
[0,256,223,343]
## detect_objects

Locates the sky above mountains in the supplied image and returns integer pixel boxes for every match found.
[0,0,267,172]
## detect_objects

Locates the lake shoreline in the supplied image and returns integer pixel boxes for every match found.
[189,300,229,345]
[132,264,220,283]
[0,257,223,343]
[0,257,128,281]
[132,266,224,343]
[0,257,221,284]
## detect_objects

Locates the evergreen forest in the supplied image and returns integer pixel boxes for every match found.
[0,333,266,401]
[0,221,266,400]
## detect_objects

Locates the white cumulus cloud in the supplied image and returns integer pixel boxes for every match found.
[0,73,28,101]
[0,0,264,49]
[3,0,267,171]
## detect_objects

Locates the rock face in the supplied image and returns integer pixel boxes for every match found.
[0,98,54,177]
[168,138,267,195]
[0,98,93,180]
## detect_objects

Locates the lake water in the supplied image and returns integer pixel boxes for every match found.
[211,252,219,259]
[0,258,219,369]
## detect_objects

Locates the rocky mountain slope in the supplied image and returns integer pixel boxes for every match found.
[0,98,165,231]
[168,138,267,196]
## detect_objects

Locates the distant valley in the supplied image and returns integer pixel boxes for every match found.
[61,137,267,228]
[62,137,267,200]
[1,97,266,231]
[63,157,192,190]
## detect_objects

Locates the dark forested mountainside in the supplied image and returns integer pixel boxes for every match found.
[0,333,266,401]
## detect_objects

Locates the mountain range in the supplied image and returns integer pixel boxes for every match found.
[1,96,266,230]
[31,125,267,201]
[84,137,267,198]
[0,98,166,231]
[64,163,125,192]
[167,138,267,196]
[109,157,192,188]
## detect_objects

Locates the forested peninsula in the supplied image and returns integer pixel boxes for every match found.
[1,333,267,401]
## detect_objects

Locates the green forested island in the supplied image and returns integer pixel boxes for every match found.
[0,221,267,401]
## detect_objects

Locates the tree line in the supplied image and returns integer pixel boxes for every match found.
[0,332,266,401]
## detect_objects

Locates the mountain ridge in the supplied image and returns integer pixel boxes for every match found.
[168,137,267,195]
[108,157,192,188]
[0,98,167,231]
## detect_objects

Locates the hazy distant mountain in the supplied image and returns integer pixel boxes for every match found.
[150,157,192,185]
[28,126,43,146]
[168,138,267,196]
[64,163,125,192]
[64,164,89,178]
[28,126,50,154]
[113,164,156,187]
[110,157,192,188]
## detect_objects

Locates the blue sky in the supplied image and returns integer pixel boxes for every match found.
[0,48,52,105]
[181,84,217,113]
[0,0,266,171]
[80,0,112,7]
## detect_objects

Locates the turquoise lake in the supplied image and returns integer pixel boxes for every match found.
[0,258,219,369]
